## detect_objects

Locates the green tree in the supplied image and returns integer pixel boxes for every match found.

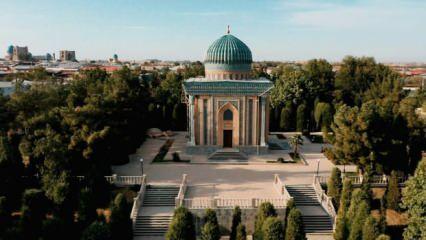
[314,102,333,131]
[166,207,196,240]
[254,202,277,240]
[285,208,306,240]
[109,193,132,240]
[230,206,242,240]
[348,201,370,240]
[262,217,284,240]
[334,179,352,240]
[296,104,306,131]
[0,196,10,237]
[385,171,401,211]
[362,216,379,240]
[20,189,48,240]
[327,167,342,206]
[81,220,111,240]
[401,158,426,240]
[201,209,220,240]
[201,222,221,240]
[279,103,293,131]
[236,223,247,240]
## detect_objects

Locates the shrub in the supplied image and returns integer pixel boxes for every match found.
[230,206,242,240]
[385,171,400,211]
[20,189,48,240]
[41,218,66,240]
[254,202,277,240]
[362,216,379,240]
[277,157,284,163]
[81,220,111,240]
[201,222,221,240]
[327,167,342,206]
[375,234,391,240]
[166,207,196,240]
[236,223,247,240]
[285,208,306,240]
[78,188,97,226]
[262,217,284,240]
[296,104,306,132]
[109,193,132,240]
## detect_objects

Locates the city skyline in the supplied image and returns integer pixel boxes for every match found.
[1,0,425,62]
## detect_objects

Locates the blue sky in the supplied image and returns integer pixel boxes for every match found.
[1,0,425,62]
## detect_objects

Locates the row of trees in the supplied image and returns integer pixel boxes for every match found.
[0,189,132,240]
[327,162,426,240]
[166,202,305,240]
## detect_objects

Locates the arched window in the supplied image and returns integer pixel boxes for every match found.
[224,109,233,120]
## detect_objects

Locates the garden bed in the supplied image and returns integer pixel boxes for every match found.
[152,140,190,163]
[152,139,174,162]
[289,152,301,161]
[308,134,325,143]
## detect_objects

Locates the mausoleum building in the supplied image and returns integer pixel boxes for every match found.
[183,29,273,154]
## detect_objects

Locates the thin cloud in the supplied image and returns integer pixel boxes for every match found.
[177,11,231,16]
[123,25,147,30]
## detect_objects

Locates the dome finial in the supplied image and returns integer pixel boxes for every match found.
[227,25,230,34]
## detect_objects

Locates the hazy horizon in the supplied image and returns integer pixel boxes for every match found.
[1,0,425,62]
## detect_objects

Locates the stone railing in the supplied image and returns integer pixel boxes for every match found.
[273,174,293,202]
[313,175,337,229]
[317,174,408,187]
[130,174,147,228]
[182,197,287,209]
[175,174,188,207]
[76,175,144,186]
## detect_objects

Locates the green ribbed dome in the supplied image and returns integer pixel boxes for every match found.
[205,34,252,64]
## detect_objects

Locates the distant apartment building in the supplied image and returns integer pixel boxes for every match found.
[60,50,76,61]
[12,46,30,61]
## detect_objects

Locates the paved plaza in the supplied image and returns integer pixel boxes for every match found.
[112,132,355,199]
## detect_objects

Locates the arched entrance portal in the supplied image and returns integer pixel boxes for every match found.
[223,110,233,148]
[217,103,239,148]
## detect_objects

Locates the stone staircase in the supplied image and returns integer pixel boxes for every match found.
[143,185,180,207]
[286,185,333,234]
[286,185,319,206]
[134,215,173,237]
[133,185,179,237]
[208,149,248,161]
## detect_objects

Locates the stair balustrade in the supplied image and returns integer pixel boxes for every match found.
[130,174,147,228]
[273,174,293,202]
[175,174,188,207]
[313,175,337,230]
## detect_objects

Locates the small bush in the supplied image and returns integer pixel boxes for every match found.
[262,217,284,240]
[277,158,284,163]
[236,224,247,240]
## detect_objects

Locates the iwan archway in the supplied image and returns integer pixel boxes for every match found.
[217,102,239,148]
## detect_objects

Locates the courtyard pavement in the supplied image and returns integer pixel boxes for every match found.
[112,132,355,198]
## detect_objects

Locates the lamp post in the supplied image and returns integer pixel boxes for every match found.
[139,158,144,176]
[316,158,320,176]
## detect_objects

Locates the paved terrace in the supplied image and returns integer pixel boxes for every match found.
[112,132,356,199]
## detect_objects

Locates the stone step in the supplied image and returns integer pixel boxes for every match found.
[208,150,248,160]
[133,215,173,237]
